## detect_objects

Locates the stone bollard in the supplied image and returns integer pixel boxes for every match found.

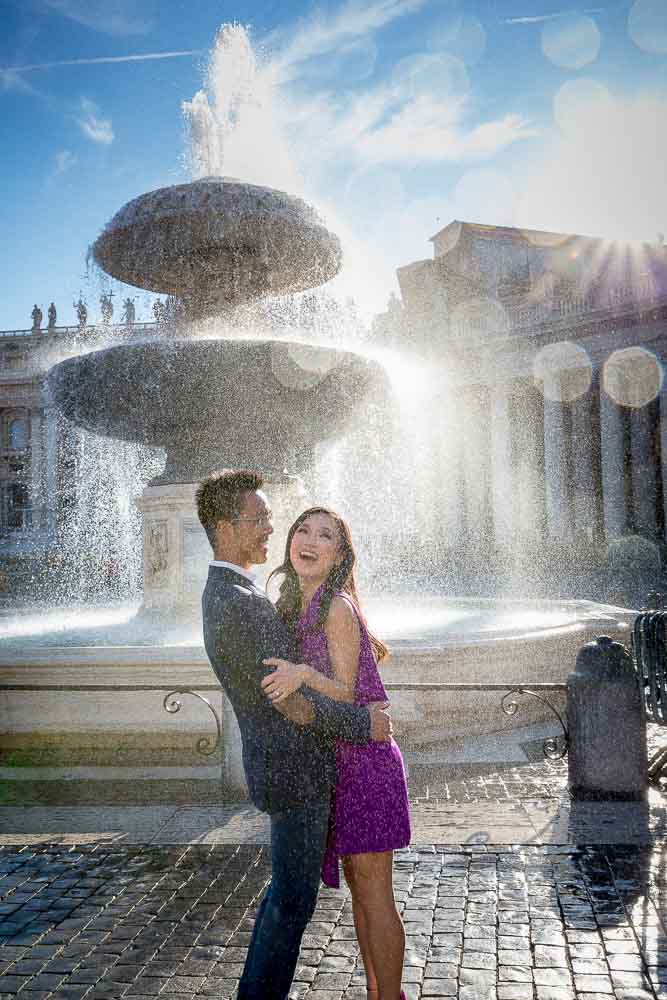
[567,635,648,800]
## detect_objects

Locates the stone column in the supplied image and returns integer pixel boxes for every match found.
[543,373,573,542]
[631,404,657,537]
[570,389,597,540]
[438,388,464,547]
[461,386,490,543]
[29,409,43,533]
[45,409,58,541]
[512,382,542,544]
[490,381,514,546]
[599,387,627,539]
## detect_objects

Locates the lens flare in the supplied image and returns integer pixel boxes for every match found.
[533,342,593,402]
[628,0,667,54]
[553,78,611,134]
[542,13,601,70]
[603,347,663,408]
[391,52,470,102]
[428,13,487,66]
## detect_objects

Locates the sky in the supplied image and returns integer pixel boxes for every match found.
[1,0,666,329]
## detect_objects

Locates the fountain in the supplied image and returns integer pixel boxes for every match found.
[47,175,383,618]
[0,25,633,801]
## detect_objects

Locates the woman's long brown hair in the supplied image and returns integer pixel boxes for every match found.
[268,506,389,663]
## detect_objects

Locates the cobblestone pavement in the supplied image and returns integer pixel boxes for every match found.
[405,725,666,805]
[0,726,665,999]
[0,841,665,1000]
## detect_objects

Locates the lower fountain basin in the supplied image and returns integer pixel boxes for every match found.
[0,595,634,650]
[0,597,634,802]
[47,339,383,482]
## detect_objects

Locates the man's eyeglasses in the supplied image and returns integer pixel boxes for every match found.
[231,513,273,528]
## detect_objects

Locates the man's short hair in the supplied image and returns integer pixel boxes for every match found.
[196,469,264,548]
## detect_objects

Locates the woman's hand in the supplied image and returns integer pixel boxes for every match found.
[262,658,308,703]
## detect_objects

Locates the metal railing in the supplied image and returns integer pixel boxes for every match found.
[631,609,667,781]
[1,681,569,762]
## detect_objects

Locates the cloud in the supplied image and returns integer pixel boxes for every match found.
[0,67,38,95]
[505,9,604,25]
[258,9,539,173]
[341,93,538,165]
[7,50,199,73]
[44,148,78,185]
[41,0,155,36]
[54,149,77,174]
[75,96,113,143]
[268,0,427,80]
[277,73,538,170]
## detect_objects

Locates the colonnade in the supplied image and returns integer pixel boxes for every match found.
[446,359,667,553]
[0,403,58,545]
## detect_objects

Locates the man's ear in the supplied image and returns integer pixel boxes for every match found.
[213,519,231,547]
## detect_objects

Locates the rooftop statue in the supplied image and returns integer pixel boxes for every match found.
[73,296,88,329]
[100,292,114,325]
[122,298,136,326]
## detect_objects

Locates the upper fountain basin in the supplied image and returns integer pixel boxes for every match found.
[92,178,342,312]
[47,338,384,482]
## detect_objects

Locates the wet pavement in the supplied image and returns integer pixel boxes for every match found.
[0,729,665,999]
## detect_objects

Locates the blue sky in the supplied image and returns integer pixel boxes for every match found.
[1,0,666,329]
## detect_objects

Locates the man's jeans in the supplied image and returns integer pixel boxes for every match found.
[238,796,330,1000]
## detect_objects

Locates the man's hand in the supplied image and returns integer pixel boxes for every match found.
[368,701,392,743]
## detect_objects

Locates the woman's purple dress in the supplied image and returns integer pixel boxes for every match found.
[296,587,411,887]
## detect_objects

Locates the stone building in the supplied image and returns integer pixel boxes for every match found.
[0,310,155,595]
[0,328,59,567]
[373,221,667,596]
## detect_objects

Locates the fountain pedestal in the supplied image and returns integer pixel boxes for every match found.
[136,483,205,619]
[136,477,309,620]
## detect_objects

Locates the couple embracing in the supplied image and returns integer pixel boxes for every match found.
[196,469,411,1000]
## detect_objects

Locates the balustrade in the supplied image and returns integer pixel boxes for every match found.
[0,321,159,340]
[449,279,661,340]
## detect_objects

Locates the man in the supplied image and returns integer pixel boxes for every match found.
[196,469,392,1000]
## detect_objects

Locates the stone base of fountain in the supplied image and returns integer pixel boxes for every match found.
[136,484,205,619]
[135,477,309,621]
[0,601,635,804]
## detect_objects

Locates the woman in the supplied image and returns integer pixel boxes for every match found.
[261,507,410,1000]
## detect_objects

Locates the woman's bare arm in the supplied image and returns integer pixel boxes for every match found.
[262,597,360,704]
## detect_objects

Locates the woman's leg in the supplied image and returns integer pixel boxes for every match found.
[342,851,405,1000]
[342,860,378,992]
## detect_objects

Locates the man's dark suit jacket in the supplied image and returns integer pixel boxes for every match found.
[202,564,371,814]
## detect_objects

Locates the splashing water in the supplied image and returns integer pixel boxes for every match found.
[183,24,257,178]
[183,23,303,193]
[52,420,163,603]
